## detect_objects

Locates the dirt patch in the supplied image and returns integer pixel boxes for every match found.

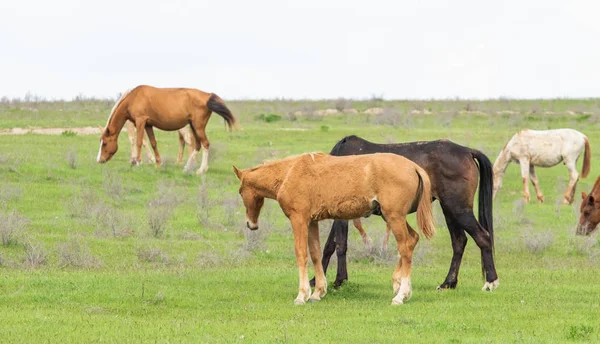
[0,127,102,136]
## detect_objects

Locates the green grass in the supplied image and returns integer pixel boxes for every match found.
[1,99,600,343]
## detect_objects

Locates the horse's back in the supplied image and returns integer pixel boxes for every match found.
[509,129,586,166]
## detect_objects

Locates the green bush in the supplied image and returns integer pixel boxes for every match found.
[255,113,281,123]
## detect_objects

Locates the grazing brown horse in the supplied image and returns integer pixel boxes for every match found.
[97,85,239,174]
[577,175,600,235]
[311,135,498,291]
[234,152,435,305]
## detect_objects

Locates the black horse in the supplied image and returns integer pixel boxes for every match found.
[311,135,498,291]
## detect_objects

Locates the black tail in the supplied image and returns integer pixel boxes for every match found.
[472,149,494,276]
[206,93,238,131]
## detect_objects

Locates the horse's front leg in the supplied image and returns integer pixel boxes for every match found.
[133,119,147,166]
[519,158,531,203]
[529,165,544,203]
[563,160,580,205]
[388,216,418,305]
[290,216,311,305]
[308,221,327,302]
[144,126,161,167]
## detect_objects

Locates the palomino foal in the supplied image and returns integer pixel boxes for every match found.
[234,152,435,305]
[493,129,590,205]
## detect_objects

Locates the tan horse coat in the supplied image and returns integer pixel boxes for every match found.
[493,128,591,204]
[97,85,238,174]
[234,152,435,305]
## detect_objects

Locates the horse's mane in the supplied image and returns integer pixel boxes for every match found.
[254,152,326,170]
[104,88,133,128]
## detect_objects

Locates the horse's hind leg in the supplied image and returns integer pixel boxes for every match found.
[519,158,531,203]
[308,221,327,301]
[529,165,544,203]
[563,160,579,205]
[184,120,204,173]
[456,210,498,291]
[188,115,210,174]
[144,126,161,167]
[437,212,467,290]
[177,130,185,165]
[388,215,418,305]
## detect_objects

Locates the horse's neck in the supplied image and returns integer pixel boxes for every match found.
[247,162,293,199]
[108,111,128,138]
[492,146,511,177]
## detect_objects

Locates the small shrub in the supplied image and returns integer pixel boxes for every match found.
[102,169,124,199]
[147,181,182,237]
[575,114,592,122]
[23,241,48,269]
[0,209,29,246]
[197,251,223,268]
[334,98,351,112]
[567,325,593,340]
[0,185,21,206]
[57,236,103,269]
[255,113,281,123]
[61,130,77,137]
[220,193,241,229]
[196,176,214,227]
[66,147,77,169]
[320,125,329,132]
[241,228,267,253]
[179,232,203,241]
[137,247,170,264]
[522,230,554,254]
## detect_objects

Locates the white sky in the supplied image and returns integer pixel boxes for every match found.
[1,0,599,100]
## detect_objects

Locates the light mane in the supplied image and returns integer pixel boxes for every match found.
[104,88,132,128]
[258,152,325,168]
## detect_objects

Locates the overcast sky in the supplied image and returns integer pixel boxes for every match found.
[1,0,599,100]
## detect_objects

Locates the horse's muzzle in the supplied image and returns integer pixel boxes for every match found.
[246,221,258,230]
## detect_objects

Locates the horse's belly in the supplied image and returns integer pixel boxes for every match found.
[529,153,562,167]
[313,197,372,221]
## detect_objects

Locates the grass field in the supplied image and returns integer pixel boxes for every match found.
[1,99,600,343]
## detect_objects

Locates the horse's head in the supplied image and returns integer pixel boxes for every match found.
[97,127,119,163]
[234,166,264,230]
[577,191,600,236]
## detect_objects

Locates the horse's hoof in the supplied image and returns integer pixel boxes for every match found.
[437,281,457,290]
[482,279,499,291]
[294,299,306,305]
[309,296,321,303]
[333,279,346,289]
[391,298,404,305]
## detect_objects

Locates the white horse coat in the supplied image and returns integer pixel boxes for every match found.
[492,129,591,204]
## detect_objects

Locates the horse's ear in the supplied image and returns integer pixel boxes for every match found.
[233,165,242,180]
[589,195,595,205]
[582,192,588,200]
